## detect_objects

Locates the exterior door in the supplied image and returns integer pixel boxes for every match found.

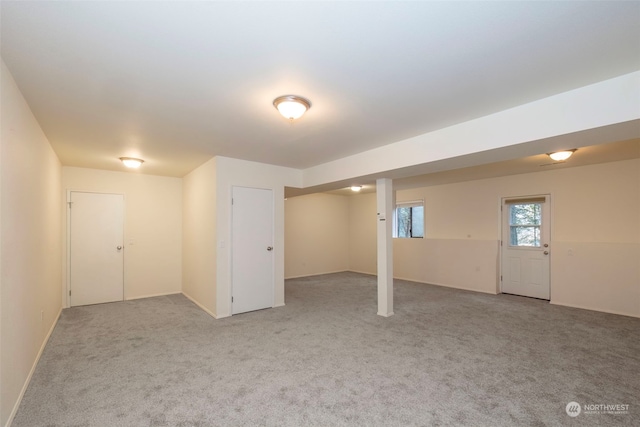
[69,192,124,306]
[501,195,550,300]
[231,186,274,314]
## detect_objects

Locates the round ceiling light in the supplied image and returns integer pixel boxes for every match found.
[120,157,144,168]
[548,149,576,162]
[273,95,311,120]
[350,185,362,192]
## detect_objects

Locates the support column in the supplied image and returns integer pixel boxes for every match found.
[376,178,394,317]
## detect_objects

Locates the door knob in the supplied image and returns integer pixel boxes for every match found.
[117,246,122,250]
[267,246,273,251]
[543,243,549,248]
[543,251,549,255]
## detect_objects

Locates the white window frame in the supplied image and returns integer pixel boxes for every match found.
[393,200,424,238]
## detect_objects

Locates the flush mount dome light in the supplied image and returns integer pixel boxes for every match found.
[120,157,144,168]
[548,149,576,162]
[350,185,362,192]
[273,95,311,120]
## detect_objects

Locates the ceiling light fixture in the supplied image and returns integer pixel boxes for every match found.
[548,149,576,162]
[120,157,144,168]
[351,185,362,192]
[273,95,311,120]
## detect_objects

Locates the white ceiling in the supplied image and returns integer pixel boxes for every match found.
[2,1,639,178]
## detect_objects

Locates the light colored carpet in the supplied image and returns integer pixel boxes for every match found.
[12,272,640,426]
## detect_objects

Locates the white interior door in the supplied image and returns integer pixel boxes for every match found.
[501,195,550,300]
[232,186,274,314]
[70,192,124,306]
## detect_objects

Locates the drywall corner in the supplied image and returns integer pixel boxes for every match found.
[182,157,218,317]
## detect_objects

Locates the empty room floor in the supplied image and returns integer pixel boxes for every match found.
[13,272,640,426]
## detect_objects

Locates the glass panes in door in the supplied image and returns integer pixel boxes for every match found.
[509,203,542,247]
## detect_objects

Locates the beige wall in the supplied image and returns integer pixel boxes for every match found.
[182,156,302,318]
[287,159,639,317]
[215,156,302,317]
[347,193,377,275]
[1,60,62,427]
[348,159,640,317]
[285,193,349,278]
[182,158,217,317]
[62,167,182,304]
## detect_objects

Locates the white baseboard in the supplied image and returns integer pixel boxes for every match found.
[286,270,498,297]
[181,291,218,319]
[350,271,635,319]
[391,275,498,295]
[550,300,639,319]
[125,291,181,301]
[348,269,376,276]
[5,307,62,427]
[285,269,350,280]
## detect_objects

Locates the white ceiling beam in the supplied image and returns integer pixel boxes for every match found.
[302,71,640,188]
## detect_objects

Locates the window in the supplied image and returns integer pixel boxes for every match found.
[394,201,424,238]
[508,202,542,247]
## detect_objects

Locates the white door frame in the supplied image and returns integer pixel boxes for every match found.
[230,185,275,315]
[498,193,552,299]
[66,190,125,308]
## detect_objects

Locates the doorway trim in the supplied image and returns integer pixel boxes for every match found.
[499,193,552,300]
[65,190,126,308]
[230,185,275,315]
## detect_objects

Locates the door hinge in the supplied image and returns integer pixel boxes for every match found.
[68,201,73,208]
[231,198,234,205]
[69,290,71,296]
[500,275,502,281]
[231,296,234,303]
